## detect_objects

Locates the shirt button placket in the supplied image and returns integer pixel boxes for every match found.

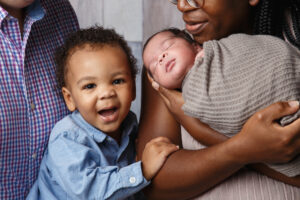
[129,177,136,184]
[32,152,37,159]
[30,103,35,110]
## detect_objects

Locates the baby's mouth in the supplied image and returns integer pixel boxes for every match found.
[98,107,119,122]
[165,59,176,72]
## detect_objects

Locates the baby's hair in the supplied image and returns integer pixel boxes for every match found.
[55,26,138,89]
[143,27,196,53]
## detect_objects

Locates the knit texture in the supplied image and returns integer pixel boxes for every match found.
[182,33,300,177]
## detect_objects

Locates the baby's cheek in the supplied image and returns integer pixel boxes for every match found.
[199,49,204,58]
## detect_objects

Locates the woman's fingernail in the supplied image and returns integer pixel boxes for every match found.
[152,81,159,91]
[288,101,299,107]
[176,145,180,149]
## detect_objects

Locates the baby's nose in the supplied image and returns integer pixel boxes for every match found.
[159,52,167,63]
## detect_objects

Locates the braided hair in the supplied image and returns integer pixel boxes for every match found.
[253,0,300,49]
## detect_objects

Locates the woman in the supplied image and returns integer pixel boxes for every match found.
[137,0,300,199]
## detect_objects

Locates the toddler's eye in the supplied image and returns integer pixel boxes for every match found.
[113,79,125,85]
[83,83,96,89]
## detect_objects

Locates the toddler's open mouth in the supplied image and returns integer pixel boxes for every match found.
[98,107,119,122]
[98,107,117,116]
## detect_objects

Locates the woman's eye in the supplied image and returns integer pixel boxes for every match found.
[83,83,96,89]
[113,79,125,85]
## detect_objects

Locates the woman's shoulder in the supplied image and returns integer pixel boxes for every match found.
[205,33,300,61]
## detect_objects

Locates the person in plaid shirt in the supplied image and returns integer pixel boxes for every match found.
[0,0,78,199]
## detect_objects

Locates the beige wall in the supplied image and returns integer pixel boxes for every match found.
[69,0,142,42]
[143,0,184,43]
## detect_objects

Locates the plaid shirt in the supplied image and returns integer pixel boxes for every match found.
[0,0,78,199]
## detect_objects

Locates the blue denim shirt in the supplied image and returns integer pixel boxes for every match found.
[26,110,149,200]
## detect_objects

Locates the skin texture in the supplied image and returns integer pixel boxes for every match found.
[0,0,35,34]
[143,31,201,89]
[62,44,179,182]
[179,0,257,43]
[137,0,300,199]
[0,0,34,8]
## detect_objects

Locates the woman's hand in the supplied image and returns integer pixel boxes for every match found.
[229,101,300,164]
[147,72,228,146]
[147,73,184,119]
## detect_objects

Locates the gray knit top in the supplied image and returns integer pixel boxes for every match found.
[182,34,300,177]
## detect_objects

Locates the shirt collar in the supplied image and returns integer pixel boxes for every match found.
[26,0,45,21]
[0,5,9,23]
[0,0,45,25]
[71,110,137,143]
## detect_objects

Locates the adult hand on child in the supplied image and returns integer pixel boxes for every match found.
[229,101,300,164]
[147,73,184,119]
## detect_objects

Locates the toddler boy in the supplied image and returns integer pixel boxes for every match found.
[27,26,178,200]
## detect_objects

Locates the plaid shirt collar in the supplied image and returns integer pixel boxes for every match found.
[0,5,8,23]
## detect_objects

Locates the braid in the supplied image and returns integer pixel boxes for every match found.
[253,0,300,50]
[253,0,284,38]
[284,0,300,48]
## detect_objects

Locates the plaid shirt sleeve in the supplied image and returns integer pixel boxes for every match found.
[0,0,79,199]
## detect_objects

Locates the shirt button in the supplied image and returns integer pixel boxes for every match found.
[129,177,136,184]
[30,103,35,110]
[32,153,37,159]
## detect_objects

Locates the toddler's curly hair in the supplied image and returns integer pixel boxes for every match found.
[55,26,138,89]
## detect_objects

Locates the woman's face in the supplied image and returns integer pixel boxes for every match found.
[176,0,257,44]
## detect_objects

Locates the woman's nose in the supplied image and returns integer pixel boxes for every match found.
[177,0,198,12]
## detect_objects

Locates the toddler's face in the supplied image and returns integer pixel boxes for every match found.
[62,45,135,138]
[143,31,200,89]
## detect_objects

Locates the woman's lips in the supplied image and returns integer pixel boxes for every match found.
[185,22,207,35]
[165,59,176,72]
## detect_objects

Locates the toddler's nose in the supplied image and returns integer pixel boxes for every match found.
[99,87,116,100]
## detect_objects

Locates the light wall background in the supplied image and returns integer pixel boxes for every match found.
[69,0,184,119]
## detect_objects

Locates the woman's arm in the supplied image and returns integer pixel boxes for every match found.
[148,75,300,187]
[144,74,227,146]
[137,69,300,199]
[137,70,242,199]
[180,114,300,187]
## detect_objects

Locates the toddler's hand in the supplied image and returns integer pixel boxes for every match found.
[141,137,179,180]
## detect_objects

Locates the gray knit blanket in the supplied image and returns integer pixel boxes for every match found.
[182,34,300,177]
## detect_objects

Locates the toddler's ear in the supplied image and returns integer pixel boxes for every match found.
[62,87,76,112]
[249,0,259,6]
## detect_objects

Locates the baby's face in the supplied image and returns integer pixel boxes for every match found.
[143,31,200,89]
[62,45,135,138]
